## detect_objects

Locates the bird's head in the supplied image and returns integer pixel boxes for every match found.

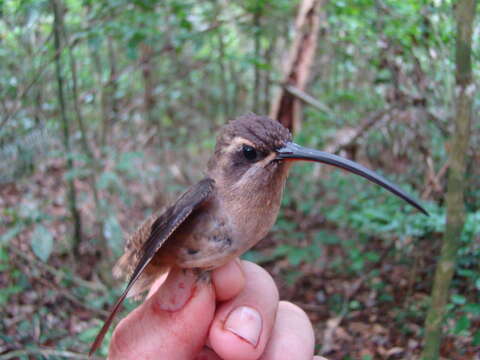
[208,114,292,192]
[208,114,427,215]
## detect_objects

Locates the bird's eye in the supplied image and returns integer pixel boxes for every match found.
[242,145,258,161]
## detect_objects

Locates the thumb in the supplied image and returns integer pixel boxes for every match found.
[108,268,215,360]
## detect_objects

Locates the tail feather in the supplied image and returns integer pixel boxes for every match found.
[88,264,169,357]
[127,265,169,299]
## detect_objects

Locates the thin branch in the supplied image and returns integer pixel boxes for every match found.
[330,106,397,154]
[284,84,332,114]
[35,276,109,317]
[0,32,55,131]
[422,159,449,199]
[9,245,107,293]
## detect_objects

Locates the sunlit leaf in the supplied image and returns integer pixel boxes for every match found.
[0,224,24,245]
[463,303,480,316]
[453,315,470,335]
[451,294,467,305]
[31,224,54,262]
[104,215,123,256]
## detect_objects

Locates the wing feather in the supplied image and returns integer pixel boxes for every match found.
[89,178,215,356]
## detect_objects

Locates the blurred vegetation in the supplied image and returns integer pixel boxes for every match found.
[0,0,478,359]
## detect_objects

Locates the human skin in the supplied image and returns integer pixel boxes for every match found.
[108,259,327,360]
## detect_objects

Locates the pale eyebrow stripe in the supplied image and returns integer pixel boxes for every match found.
[223,137,255,153]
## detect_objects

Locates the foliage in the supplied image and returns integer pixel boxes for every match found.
[0,0,479,358]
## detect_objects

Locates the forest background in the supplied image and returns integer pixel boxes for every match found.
[0,0,479,359]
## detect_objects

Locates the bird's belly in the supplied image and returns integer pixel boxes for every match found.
[169,215,276,270]
[154,207,245,269]
[153,192,280,270]
[172,233,245,269]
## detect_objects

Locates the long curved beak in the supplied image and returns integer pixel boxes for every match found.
[276,142,428,215]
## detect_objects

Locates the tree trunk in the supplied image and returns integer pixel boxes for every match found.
[63,18,106,252]
[270,0,323,133]
[252,6,262,114]
[100,36,119,148]
[52,0,83,256]
[107,36,119,124]
[141,42,156,125]
[218,30,230,119]
[263,37,276,115]
[421,1,476,359]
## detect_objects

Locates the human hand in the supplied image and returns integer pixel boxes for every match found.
[108,259,326,360]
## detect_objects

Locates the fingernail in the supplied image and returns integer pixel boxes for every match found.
[225,306,262,347]
[154,269,196,312]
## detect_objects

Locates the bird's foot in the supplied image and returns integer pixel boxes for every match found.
[192,268,211,284]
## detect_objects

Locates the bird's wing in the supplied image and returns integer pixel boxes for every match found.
[89,178,215,356]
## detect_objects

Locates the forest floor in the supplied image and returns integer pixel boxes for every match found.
[1,155,478,360]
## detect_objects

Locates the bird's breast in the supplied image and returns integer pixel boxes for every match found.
[156,179,285,270]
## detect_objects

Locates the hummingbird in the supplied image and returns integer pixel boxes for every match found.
[89,114,427,355]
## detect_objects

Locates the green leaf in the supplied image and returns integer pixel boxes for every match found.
[0,284,23,305]
[457,268,476,278]
[453,315,470,335]
[63,167,91,181]
[78,326,102,343]
[0,224,24,245]
[272,245,291,257]
[365,251,380,262]
[31,224,54,262]
[115,151,143,173]
[463,303,480,316]
[314,231,340,245]
[349,300,361,310]
[97,171,122,190]
[287,248,307,266]
[473,330,480,346]
[242,250,264,263]
[284,270,303,285]
[451,294,467,305]
[0,247,9,272]
[104,215,123,256]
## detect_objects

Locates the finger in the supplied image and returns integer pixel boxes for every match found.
[260,301,315,360]
[195,347,222,360]
[109,268,215,360]
[211,258,245,301]
[209,261,279,360]
[146,272,169,298]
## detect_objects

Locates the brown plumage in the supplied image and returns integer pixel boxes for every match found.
[114,114,293,290]
[90,114,427,356]
[112,213,155,281]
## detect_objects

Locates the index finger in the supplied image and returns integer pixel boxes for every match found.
[211,258,246,301]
